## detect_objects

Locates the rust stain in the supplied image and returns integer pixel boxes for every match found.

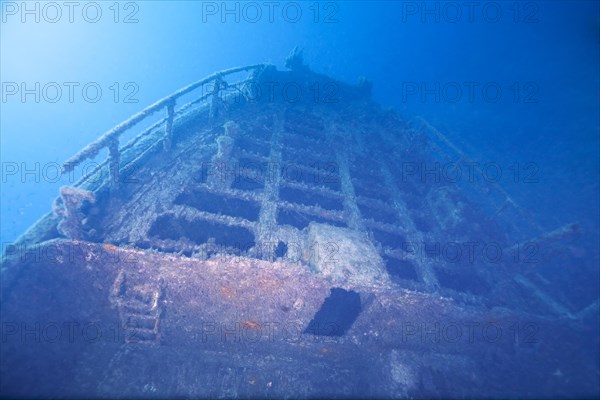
[103,244,118,251]
[113,271,125,291]
[220,287,235,298]
[242,320,259,329]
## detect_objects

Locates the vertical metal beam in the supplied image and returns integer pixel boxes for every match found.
[108,137,120,190]
[163,101,175,152]
[335,150,365,232]
[209,77,223,126]
[256,110,284,259]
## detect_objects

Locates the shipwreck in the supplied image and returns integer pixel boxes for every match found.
[1,52,598,398]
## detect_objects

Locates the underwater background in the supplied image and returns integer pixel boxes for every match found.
[2,1,598,252]
[1,0,599,397]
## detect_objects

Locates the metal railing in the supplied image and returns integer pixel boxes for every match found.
[61,64,266,189]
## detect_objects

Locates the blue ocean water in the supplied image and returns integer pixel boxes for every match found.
[2,1,598,245]
[1,1,599,398]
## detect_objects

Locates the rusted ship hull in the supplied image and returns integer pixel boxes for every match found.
[2,59,598,398]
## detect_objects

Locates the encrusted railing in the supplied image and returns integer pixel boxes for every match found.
[61,64,266,189]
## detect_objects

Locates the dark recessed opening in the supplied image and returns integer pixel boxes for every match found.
[236,137,271,157]
[389,162,430,197]
[231,159,265,191]
[284,114,325,141]
[231,177,264,191]
[384,255,419,282]
[284,109,322,125]
[396,179,423,196]
[358,203,397,224]
[436,268,491,296]
[279,186,343,211]
[175,190,260,221]
[281,148,329,170]
[400,192,422,210]
[237,156,265,167]
[304,288,362,337]
[349,161,383,183]
[275,241,288,258]
[284,132,323,151]
[282,162,341,192]
[412,214,434,233]
[149,215,255,252]
[277,208,345,230]
[285,125,325,141]
[246,126,272,142]
[371,229,408,250]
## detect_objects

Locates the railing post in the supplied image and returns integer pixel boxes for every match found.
[108,137,120,190]
[163,100,175,151]
[209,77,223,126]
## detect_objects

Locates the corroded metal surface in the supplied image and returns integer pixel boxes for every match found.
[1,63,597,398]
[1,240,597,398]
